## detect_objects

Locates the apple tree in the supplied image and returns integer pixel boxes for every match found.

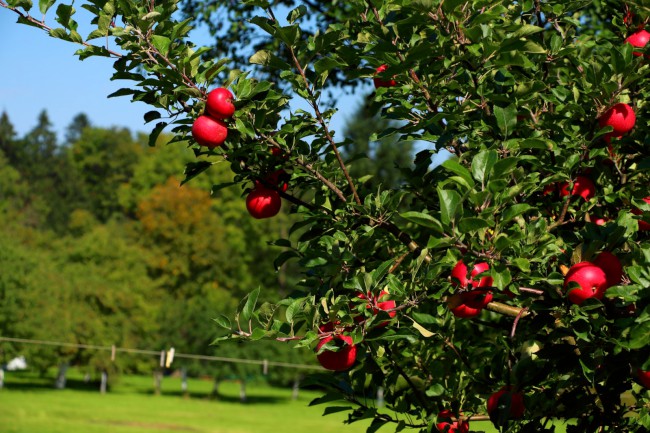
[3,0,650,431]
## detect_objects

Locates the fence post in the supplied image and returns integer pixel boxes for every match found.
[100,370,108,394]
[181,366,188,398]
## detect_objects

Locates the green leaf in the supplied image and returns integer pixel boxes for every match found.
[148,122,167,147]
[241,287,260,323]
[55,3,75,30]
[213,314,232,329]
[8,0,32,12]
[493,104,517,138]
[314,56,347,74]
[471,149,498,185]
[49,27,69,40]
[182,161,213,185]
[438,188,462,226]
[151,35,171,56]
[38,0,55,14]
[501,204,532,222]
[400,211,443,233]
[442,157,475,188]
[143,110,161,123]
[287,5,307,24]
[458,217,491,233]
[438,188,461,227]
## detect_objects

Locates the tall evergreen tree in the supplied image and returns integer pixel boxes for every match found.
[64,113,91,145]
[341,98,413,191]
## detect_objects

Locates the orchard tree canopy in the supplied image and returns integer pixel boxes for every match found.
[3,0,650,432]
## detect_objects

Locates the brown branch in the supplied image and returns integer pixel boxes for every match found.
[258,131,348,203]
[0,1,123,58]
[266,6,362,206]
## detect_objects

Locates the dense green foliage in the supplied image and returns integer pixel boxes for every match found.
[0,111,310,383]
[3,0,650,432]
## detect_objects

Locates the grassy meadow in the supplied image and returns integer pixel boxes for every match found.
[0,369,509,433]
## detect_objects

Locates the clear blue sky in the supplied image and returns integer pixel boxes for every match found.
[0,7,364,142]
[0,6,447,164]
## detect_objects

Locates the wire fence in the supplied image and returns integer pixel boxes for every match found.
[0,336,324,371]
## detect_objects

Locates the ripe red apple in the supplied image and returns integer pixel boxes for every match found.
[563,262,608,305]
[246,187,281,219]
[625,29,650,56]
[206,87,235,119]
[593,251,623,288]
[632,196,650,231]
[451,260,493,289]
[637,369,650,388]
[599,103,636,137]
[559,175,596,201]
[373,64,397,88]
[316,335,357,371]
[436,410,469,433]
[487,387,525,420]
[191,115,228,148]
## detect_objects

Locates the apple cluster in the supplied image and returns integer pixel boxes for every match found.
[191,87,235,148]
[446,260,494,318]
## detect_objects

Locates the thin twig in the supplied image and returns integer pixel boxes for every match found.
[266,6,362,205]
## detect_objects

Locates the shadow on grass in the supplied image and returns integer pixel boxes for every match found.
[2,377,102,393]
[140,389,289,404]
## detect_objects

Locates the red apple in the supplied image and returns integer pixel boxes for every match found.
[593,251,623,288]
[316,335,357,371]
[191,115,228,148]
[451,260,493,289]
[206,87,235,119]
[559,175,596,201]
[637,369,650,388]
[632,196,650,231]
[487,387,525,420]
[563,262,608,304]
[599,103,636,137]
[625,29,650,56]
[246,187,281,219]
[436,410,469,433]
[373,64,397,88]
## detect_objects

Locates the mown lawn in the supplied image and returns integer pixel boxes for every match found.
[0,370,562,433]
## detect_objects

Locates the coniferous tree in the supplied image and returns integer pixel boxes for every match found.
[342,99,413,191]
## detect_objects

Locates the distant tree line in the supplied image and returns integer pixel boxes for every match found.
[0,104,410,390]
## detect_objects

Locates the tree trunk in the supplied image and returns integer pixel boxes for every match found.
[0,368,5,389]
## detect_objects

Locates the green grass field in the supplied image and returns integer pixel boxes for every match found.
[0,370,540,433]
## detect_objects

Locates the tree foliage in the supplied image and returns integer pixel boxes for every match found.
[3,0,650,432]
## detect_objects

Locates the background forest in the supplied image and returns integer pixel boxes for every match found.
[0,104,412,387]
